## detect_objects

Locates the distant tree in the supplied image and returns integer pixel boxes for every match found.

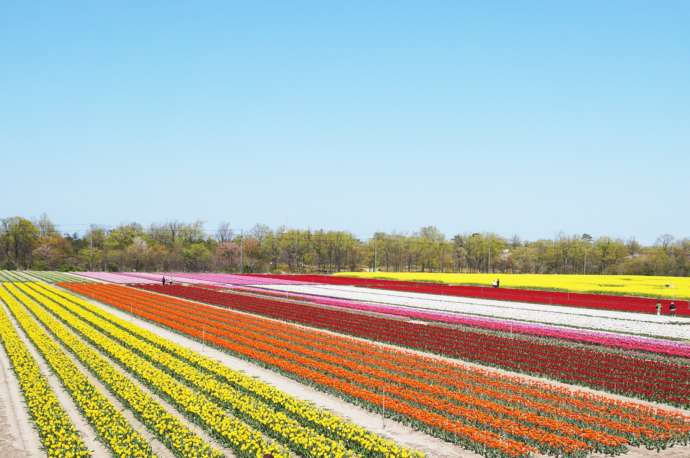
[33,233,73,270]
[215,222,234,243]
[126,237,150,271]
[1,217,39,269]
[656,234,675,252]
[182,243,211,271]
[1,214,689,277]
[35,213,57,237]
[510,235,522,249]
[108,223,144,270]
[214,241,240,271]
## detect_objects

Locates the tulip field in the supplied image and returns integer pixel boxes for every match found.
[0,271,689,457]
[0,270,91,283]
[258,274,690,316]
[224,284,690,357]
[126,283,690,406]
[0,280,421,458]
[63,282,690,456]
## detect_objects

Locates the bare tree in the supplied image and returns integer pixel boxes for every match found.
[216,222,234,243]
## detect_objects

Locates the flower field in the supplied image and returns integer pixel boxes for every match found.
[257,274,690,316]
[123,271,308,286]
[158,272,307,286]
[218,284,690,358]
[0,281,421,458]
[0,270,91,283]
[121,283,690,406]
[255,282,690,340]
[0,293,90,457]
[74,271,159,284]
[334,272,690,301]
[0,270,687,458]
[59,282,690,457]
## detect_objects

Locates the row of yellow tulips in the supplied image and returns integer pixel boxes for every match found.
[10,283,288,458]
[0,292,90,457]
[21,283,357,457]
[36,282,420,458]
[0,285,153,457]
[5,283,222,458]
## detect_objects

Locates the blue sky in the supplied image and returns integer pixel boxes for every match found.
[2,1,689,243]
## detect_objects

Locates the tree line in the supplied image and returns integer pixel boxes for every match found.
[1,215,689,276]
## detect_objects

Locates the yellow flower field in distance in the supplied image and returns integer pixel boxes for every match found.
[334,272,690,299]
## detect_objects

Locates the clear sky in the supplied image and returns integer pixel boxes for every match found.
[2,1,689,243]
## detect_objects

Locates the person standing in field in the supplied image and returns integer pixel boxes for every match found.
[669,302,677,316]
[656,302,662,315]
[162,276,166,285]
